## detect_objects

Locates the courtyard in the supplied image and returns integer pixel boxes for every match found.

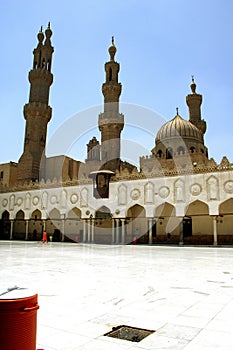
[1,242,233,349]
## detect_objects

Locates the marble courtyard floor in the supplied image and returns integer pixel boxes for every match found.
[1,241,233,349]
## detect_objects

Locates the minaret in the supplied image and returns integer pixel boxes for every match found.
[17,24,54,182]
[186,76,206,135]
[98,37,124,171]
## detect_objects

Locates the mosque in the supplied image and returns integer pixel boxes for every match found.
[0,25,233,245]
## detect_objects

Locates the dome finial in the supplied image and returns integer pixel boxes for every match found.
[176,107,179,115]
[112,36,114,45]
[190,75,196,94]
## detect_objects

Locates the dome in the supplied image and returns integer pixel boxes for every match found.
[156,114,203,143]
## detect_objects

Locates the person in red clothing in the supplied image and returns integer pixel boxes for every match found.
[42,230,48,244]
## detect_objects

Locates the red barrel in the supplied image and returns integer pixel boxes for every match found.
[0,289,39,350]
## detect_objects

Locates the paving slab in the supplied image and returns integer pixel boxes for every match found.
[0,242,233,349]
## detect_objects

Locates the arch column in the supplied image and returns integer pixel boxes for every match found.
[112,219,115,244]
[83,220,87,243]
[61,214,65,242]
[87,219,91,243]
[121,219,125,244]
[179,218,184,246]
[115,219,120,244]
[148,218,153,245]
[10,220,13,240]
[25,220,29,240]
[91,220,95,243]
[213,216,218,246]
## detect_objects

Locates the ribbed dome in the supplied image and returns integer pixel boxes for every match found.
[156,114,203,142]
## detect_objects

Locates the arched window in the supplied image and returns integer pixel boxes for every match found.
[177,146,185,155]
[190,146,195,153]
[157,149,163,158]
[166,147,173,159]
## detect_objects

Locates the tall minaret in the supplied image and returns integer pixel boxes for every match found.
[186,77,206,135]
[17,24,54,182]
[98,37,124,171]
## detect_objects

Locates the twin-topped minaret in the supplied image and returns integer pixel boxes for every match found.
[17,24,54,182]
[98,37,124,171]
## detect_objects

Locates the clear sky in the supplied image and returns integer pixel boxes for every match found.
[1,0,233,166]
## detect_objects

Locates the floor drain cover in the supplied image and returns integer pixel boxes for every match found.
[104,325,155,342]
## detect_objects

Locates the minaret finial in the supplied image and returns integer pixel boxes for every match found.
[108,37,116,61]
[40,25,43,32]
[48,22,50,29]
[190,75,196,94]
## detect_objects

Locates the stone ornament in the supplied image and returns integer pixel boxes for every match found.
[118,184,127,205]
[32,196,39,205]
[224,180,233,194]
[130,189,140,200]
[50,195,58,204]
[2,199,8,207]
[207,176,219,200]
[159,186,170,199]
[70,193,79,204]
[17,197,23,206]
[190,183,202,196]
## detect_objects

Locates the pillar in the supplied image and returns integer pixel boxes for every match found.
[91,220,95,243]
[87,219,91,243]
[25,220,29,240]
[10,220,13,240]
[112,219,115,244]
[148,218,153,245]
[213,216,218,246]
[179,218,184,246]
[83,220,86,243]
[116,219,120,244]
[121,219,125,244]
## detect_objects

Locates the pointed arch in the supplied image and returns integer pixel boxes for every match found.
[13,210,26,240]
[0,210,10,239]
[29,209,42,241]
[185,200,212,240]
[219,198,233,215]
[218,199,233,241]
[155,202,176,218]
[186,200,209,216]
[67,207,81,219]
[127,204,145,218]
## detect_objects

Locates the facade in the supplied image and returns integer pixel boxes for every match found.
[0,26,233,245]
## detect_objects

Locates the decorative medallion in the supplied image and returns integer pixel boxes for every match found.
[224,180,233,194]
[32,196,39,205]
[50,195,58,205]
[159,186,170,199]
[86,210,90,215]
[70,193,79,204]
[130,189,140,200]
[190,183,202,196]
[115,209,120,215]
[2,199,8,207]
[17,197,23,206]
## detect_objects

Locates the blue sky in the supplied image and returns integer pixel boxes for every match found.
[1,0,233,165]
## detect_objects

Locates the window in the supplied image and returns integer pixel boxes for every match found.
[177,146,185,155]
[0,171,3,180]
[166,148,173,159]
[190,146,195,153]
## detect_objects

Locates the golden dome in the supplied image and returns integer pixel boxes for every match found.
[156,113,203,143]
